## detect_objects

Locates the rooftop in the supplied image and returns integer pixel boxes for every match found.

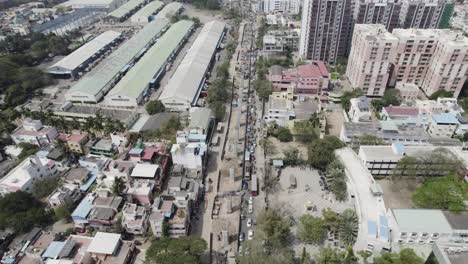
[442,211,468,230]
[189,107,213,130]
[432,113,460,125]
[392,209,453,233]
[87,232,121,255]
[107,0,146,19]
[155,2,182,19]
[383,106,419,116]
[130,0,163,19]
[130,164,159,178]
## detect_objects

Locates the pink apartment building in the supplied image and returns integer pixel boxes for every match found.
[267,61,329,97]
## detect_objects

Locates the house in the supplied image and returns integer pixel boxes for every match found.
[0,155,58,195]
[57,132,89,154]
[64,167,97,192]
[348,96,371,122]
[130,164,160,180]
[121,203,149,235]
[78,156,109,172]
[71,192,123,229]
[380,105,426,127]
[110,132,129,153]
[149,197,190,238]
[11,118,58,147]
[171,142,207,172]
[87,139,116,157]
[101,160,135,187]
[395,82,419,101]
[126,181,154,205]
[48,184,82,208]
[427,113,460,138]
[264,95,295,126]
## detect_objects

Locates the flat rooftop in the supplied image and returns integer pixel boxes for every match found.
[392,209,453,234]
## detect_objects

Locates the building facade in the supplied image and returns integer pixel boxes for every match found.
[400,0,451,29]
[354,0,401,31]
[263,0,300,14]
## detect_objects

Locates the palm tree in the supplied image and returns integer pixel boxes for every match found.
[309,112,321,128]
[112,176,126,195]
[339,209,359,246]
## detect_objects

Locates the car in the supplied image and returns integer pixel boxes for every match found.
[247,218,253,227]
[248,196,253,205]
[242,181,248,190]
[239,232,245,242]
[248,204,253,214]
[248,230,254,240]
[241,213,246,220]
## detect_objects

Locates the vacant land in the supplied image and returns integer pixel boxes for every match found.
[376,178,424,209]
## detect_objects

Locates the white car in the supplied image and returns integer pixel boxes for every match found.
[248,230,254,240]
[247,218,253,227]
[248,196,253,205]
[248,204,253,214]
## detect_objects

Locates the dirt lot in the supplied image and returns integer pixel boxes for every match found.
[376,178,424,209]
[326,110,345,137]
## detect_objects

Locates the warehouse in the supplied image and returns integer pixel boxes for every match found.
[107,0,147,22]
[153,2,183,20]
[105,20,194,107]
[48,30,122,78]
[65,19,170,103]
[159,21,226,112]
[58,0,126,11]
[130,1,164,23]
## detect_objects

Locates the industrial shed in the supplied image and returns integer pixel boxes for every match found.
[107,0,147,22]
[65,19,169,103]
[105,20,194,107]
[154,2,183,20]
[48,30,122,78]
[159,20,226,112]
[130,0,164,23]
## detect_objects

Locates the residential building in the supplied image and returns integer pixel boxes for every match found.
[149,197,190,238]
[427,113,460,138]
[49,184,82,208]
[64,167,97,192]
[263,29,300,55]
[264,95,295,126]
[345,24,398,97]
[358,143,460,176]
[187,107,214,143]
[299,0,353,63]
[263,0,300,14]
[101,160,134,187]
[348,96,372,123]
[87,139,116,157]
[268,62,329,97]
[126,181,155,205]
[399,0,452,29]
[121,203,149,235]
[354,0,401,31]
[395,82,419,101]
[0,155,58,195]
[78,156,109,173]
[85,232,134,264]
[57,132,89,154]
[110,132,129,153]
[171,142,207,172]
[380,105,427,127]
[71,192,123,229]
[450,4,468,33]
[11,118,58,147]
[130,164,161,180]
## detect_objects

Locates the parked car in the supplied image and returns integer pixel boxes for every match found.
[248,230,254,240]
[248,204,253,214]
[247,218,253,227]
[239,232,245,242]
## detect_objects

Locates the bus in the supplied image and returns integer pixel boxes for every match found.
[250,173,258,196]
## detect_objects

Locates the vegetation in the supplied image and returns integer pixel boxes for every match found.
[256,17,267,49]
[145,236,207,264]
[373,248,424,264]
[253,79,273,100]
[256,209,291,249]
[268,125,293,142]
[32,177,60,199]
[412,175,467,212]
[54,204,72,223]
[293,114,320,143]
[356,135,385,146]
[325,159,348,201]
[339,209,359,246]
[112,176,126,195]
[191,0,220,10]
[141,116,181,142]
[371,89,401,112]
[145,100,165,115]
[297,214,325,244]
[283,147,304,167]
[17,142,39,161]
[307,136,344,170]
[429,89,453,100]
[259,138,277,155]
[392,148,461,177]
[0,191,51,233]
[340,89,363,112]
[169,14,201,27]
[314,246,346,264]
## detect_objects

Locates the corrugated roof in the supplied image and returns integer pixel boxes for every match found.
[42,241,66,259]
[67,19,169,98]
[49,30,121,73]
[432,113,460,125]
[189,107,213,129]
[107,0,146,19]
[392,209,453,233]
[71,193,94,218]
[106,20,194,99]
[130,0,164,19]
[159,20,225,104]
[156,2,182,19]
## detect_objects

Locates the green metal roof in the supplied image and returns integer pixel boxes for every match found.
[156,2,182,19]
[107,20,194,99]
[108,0,146,19]
[131,1,163,19]
[67,18,170,97]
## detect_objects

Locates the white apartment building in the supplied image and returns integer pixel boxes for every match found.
[348,96,372,122]
[171,141,207,172]
[346,24,398,97]
[0,155,59,195]
[263,0,300,14]
[122,203,149,235]
[427,113,460,138]
[264,96,295,126]
[11,118,58,147]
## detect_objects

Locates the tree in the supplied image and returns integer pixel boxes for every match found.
[322,208,340,231]
[210,101,226,121]
[256,209,291,249]
[412,175,467,212]
[54,205,72,223]
[17,142,39,160]
[325,159,348,201]
[307,136,344,170]
[0,191,51,233]
[429,90,454,100]
[392,148,461,177]
[297,214,325,244]
[259,138,277,155]
[357,135,385,145]
[283,147,303,166]
[253,79,273,100]
[32,177,60,199]
[300,247,313,264]
[276,127,293,142]
[357,250,372,263]
[339,209,359,246]
[373,248,424,264]
[145,237,207,264]
[145,100,165,115]
[341,89,363,112]
[293,120,318,143]
[315,247,345,264]
[112,177,126,195]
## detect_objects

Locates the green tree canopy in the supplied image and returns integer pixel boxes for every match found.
[283,147,304,166]
[373,248,424,264]
[297,214,325,244]
[307,136,344,170]
[314,246,345,264]
[429,89,454,100]
[256,209,291,249]
[145,100,165,115]
[145,237,207,264]
[412,175,467,212]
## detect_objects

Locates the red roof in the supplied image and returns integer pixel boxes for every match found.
[383,106,419,116]
[296,61,329,78]
[141,146,158,161]
[69,133,87,143]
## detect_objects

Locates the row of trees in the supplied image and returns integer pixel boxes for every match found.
[141,116,181,143]
[325,160,348,201]
[145,236,207,264]
[192,0,221,10]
